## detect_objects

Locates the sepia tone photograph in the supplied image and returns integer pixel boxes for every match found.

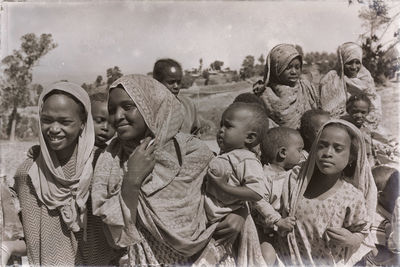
[1,0,399,266]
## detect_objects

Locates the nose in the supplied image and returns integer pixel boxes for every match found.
[172,82,179,90]
[324,146,334,157]
[49,122,61,134]
[101,120,109,130]
[114,107,125,125]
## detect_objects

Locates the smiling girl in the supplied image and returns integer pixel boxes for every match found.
[253,43,320,129]
[277,119,377,265]
[13,82,113,265]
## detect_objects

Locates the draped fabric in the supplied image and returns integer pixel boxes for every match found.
[254,44,320,129]
[28,82,94,232]
[279,119,377,265]
[92,74,217,264]
[319,42,382,129]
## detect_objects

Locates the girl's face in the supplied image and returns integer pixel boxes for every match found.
[279,58,301,87]
[344,59,361,78]
[348,100,369,128]
[316,125,352,176]
[40,94,84,157]
[108,87,148,142]
[159,67,183,95]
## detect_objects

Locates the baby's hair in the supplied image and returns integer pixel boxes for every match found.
[43,90,87,122]
[233,92,269,116]
[153,58,182,82]
[223,102,268,147]
[261,126,301,164]
[90,92,108,103]
[321,123,359,177]
[346,93,372,114]
[299,109,330,151]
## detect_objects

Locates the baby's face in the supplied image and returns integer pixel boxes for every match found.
[348,100,369,128]
[92,101,115,146]
[159,67,183,95]
[284,133,304,170]
[217,108,252,153]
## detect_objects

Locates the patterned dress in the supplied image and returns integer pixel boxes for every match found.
[278,179,369,266]
[14,152,115,266]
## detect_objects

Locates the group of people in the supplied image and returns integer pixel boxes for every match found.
[1,41,399,266]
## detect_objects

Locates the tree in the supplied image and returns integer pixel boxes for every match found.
[1,33,57,140]
[94,75,103,88]
[241,55,255,79]
[210,60,224,71]
[106,66,123,86]
[351,0,400,83]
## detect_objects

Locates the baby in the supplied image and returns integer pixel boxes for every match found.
[90,92,115,149]
[253,127,304,265]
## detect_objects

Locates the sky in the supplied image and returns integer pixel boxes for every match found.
[1,0,367,86]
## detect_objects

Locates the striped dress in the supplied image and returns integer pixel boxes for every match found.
[14,150,117,266]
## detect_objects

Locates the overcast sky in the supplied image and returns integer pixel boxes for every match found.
[2,1,367,86]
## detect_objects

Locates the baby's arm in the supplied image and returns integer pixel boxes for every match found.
[207,156,262,202]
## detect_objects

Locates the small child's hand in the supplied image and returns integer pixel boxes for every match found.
[276,217,296,235]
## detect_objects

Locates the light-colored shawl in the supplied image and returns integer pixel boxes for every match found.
[282,119,377,264]
[253,44,320,129]
[319,42,382,129]
[28,82,94,232]
[92,74,216,257]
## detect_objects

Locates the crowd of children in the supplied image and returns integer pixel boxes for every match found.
[1,41,399,266]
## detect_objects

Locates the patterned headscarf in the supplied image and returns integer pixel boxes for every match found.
[109,74,184,148]
[28,82,95,232]
[254,44,302,95]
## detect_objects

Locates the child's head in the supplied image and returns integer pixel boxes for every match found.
[108,85,149,143]
[217,102,268,153]
[153,58,183,95]
[346,93,371,128]
[315,122,358,177]
[299,109,331,152]
[372,166,400,213]
[233,92,269,115]
[261,127,304,170]
[40,89,87,158]
[90,92,115,147]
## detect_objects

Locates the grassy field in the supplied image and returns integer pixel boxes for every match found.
[1,81,399,184]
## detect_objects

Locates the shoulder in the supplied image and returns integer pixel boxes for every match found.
[341,179,365,200]
[226,149,259,164]
[175,133,214,163]
[177,95,197,110]
[14,157,34,187]
[320,70,339,84]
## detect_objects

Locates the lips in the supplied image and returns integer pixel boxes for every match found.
[319,160,334,167]
[48,135,65,142]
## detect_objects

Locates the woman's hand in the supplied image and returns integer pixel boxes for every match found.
[214,206,247,246]
[126,137,156,188]
[326,227,364,249]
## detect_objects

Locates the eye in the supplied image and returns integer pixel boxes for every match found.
[123,104,136,111]
[40,117,52,124]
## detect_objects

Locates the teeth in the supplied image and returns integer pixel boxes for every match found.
[49,136,64,141]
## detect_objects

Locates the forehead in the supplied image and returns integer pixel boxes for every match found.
[288,57,301,66]
[345,59,361,64]
[91,101,108,114]
[42,93,82,116]
[288,132,304,145]
[351,100,370,109]
[311,114,330,128]
[224,106,253,120]
[320,125,351,144]
[109,87,133,103]
[161,66,183,80]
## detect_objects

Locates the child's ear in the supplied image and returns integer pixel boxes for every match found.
[245,131,257,146]
[278,147,287,159]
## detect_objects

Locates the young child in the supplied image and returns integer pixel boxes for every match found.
[299,109,331,152]
[153,58,201,135]
[253,43,320,129]
[205,102,268,222]
[90,92,115,150]
[367,166,400,265]
[342,93,376,166]
[253,127,304,265]
[278,119,377,266]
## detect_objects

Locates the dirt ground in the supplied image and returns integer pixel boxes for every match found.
[1,81,399,184]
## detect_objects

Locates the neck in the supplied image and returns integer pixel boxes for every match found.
[271,160,286,171]
[304,169,341,198]
[55,142,78,166]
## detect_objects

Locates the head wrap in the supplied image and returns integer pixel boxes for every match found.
[28,82,95,232]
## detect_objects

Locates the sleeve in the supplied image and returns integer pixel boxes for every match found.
[91,156,138,247]
[237,158,267,198]
[253,175,282,228]
[2,180,24,241]
[343,189,370,236]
